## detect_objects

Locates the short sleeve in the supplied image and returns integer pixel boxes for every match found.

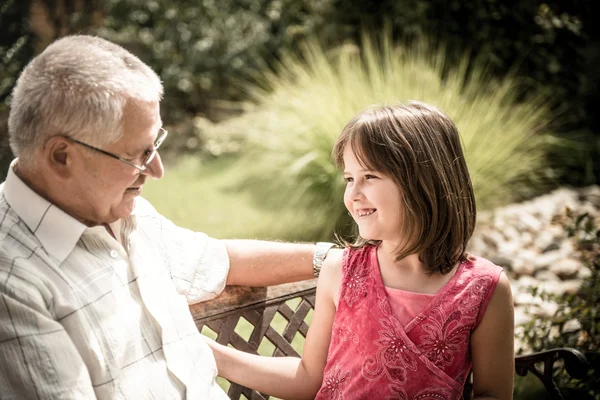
[134,197,230,304]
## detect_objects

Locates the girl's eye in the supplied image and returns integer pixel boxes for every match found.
[366,174,378,180]
[344,177,354,183]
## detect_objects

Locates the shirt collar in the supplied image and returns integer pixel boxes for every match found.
[4,159,87,264]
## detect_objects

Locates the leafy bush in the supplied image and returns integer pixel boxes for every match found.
[519,209,600,399]
[97,0,333,124]
[213,32,555,239]
[326,0,600,186]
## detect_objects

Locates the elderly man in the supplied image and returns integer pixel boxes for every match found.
[0,35,337,399]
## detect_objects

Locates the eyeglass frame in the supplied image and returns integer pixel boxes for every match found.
[64,128,168,172]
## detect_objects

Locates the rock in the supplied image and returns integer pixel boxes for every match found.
[560,280,582,295]
[562,319,582,334]
[537,280,564,295]
[579,185,600,208]
[520,231,534,247]
[515,275,538,289]
[490,255,513,270]
[541,242,560,253]
[533,251,564,270]
[514,291,542,306]
[578,266,592,280]
[517,211,543,232]
[467,185,600,329]
[550,258,584,280]
[538,301,559,317]
[467,236,487,256]
[482,229,505,251]
[535,270,561,282]
[502,225,521,242]
[512,260,535,277]
[535,230,556,251]
[514,307,530,326]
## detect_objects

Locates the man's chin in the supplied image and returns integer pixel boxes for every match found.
[112,198,137,220]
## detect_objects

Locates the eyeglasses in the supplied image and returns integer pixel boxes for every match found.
[66,128,168,172]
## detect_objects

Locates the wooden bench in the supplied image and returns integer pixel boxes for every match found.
[190,280,589,400]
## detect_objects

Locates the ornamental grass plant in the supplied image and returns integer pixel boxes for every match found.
[214,32,555,240]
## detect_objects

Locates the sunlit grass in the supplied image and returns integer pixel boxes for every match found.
[143,156,328,241]
[210,32,555,239]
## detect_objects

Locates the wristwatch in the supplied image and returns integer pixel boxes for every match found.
[313,242,336,278]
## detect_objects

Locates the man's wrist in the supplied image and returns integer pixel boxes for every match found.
[313,242,337,278]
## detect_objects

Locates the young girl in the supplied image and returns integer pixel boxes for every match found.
[207,102,515,399]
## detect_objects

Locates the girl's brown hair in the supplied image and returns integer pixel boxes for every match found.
[333,101,476,275]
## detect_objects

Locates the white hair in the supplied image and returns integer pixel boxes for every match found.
[8,35,163,161]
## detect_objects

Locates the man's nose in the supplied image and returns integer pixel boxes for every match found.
[142,153,164,179]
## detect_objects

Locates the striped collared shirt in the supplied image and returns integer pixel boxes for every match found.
[0,160,230,399]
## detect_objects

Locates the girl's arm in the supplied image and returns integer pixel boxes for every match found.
[470,272,515,400]
[206,248,344,400]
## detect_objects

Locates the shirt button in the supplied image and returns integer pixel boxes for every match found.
[110,250,119,258]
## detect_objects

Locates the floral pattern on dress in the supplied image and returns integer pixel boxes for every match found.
[363,318,417,384]
[418,307,472,368]
[332,323,359,343]
[455,275,493,317]
[341,260,370,308]
[387,386,451,400]
[320,364,352,400]
[387,385,408,400]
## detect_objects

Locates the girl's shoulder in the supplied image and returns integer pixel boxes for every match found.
[462,254,504,279]
[343,243,378,263]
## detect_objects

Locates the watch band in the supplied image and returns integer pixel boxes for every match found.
[313,242,336,278]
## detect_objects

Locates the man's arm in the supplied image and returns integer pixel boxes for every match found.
[224,240,340,287]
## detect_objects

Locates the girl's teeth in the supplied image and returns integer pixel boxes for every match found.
[358,209,375,217]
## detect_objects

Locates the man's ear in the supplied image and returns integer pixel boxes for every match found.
[44,136,74,179]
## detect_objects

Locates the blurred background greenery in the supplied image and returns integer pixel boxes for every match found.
[1,0,598,241]
[2,1,599,397]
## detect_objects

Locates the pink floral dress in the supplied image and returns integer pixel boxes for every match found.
[315,245,503,400]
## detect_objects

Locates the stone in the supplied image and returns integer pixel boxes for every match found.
[535,270,561,282]
[541,242,560,253]
[515,275,538,289]
[562,319,582,334]
[482,229,505,251]
[517,212,543,232]
[550,258,584,280]
[578,266,592,279]
[560,280,582,295]
[512,260,535,277]
[538,301,559,317]
[537,280,563,295]
[533,251,564,270]
[490,255,513,270]
[534,230,555,252]
[514,307,530,326]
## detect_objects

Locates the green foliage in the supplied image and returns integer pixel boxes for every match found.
[519,209,600,399]
[0,0,33,178]
[326,0,600,186]
[97,0,333,124]
[214,33,555,239]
